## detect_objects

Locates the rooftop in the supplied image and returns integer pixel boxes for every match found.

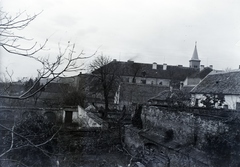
[93,60,200,81]
[191,70,240,95]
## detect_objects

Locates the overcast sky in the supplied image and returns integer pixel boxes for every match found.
[1,0,240,80]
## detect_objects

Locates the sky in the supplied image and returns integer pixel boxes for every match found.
[1,0,240,80]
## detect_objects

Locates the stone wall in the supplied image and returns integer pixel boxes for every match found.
[0,106,64,126]
[124,105,240,167]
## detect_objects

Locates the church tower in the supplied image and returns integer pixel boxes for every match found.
[189,42,201,69]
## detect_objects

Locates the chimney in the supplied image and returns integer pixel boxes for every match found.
[163,63,167,70]
[152,62,157,69]
[200,65,205,71]
[239,65,240,69]
[113,59,117,62]
[209,65,213,69]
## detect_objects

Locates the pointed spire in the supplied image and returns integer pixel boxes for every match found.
[191,41,199,60]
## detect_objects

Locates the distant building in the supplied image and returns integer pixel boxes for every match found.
[96,42,210,88]
[112,43,215,106]
[116,60,200,88]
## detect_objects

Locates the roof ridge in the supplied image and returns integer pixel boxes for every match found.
[209,69,240,75]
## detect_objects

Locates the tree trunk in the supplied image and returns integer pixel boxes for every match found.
[103,93,109,119]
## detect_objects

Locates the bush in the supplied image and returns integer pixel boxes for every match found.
[4,114,59,167]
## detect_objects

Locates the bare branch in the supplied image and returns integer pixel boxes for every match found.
[0,9,46,57]
[0,123,61,158]
[0,44,97,99]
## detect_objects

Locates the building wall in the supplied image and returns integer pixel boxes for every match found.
[224,95,240,110]
[183,77,201,86]
[189,60,200,69]
[122,76,170,86]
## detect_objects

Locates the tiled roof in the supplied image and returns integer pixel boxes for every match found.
[94,61,200,81]
[119,83,169,104]
[191,70,240,95]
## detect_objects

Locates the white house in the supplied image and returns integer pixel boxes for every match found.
[191,70,240,110]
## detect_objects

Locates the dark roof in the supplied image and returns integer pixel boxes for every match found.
[181,85,195,93]
[93,61,200,81]
[44,83,70,93]
[191,70,240,95]
[119,83,169,104]
[121,61,199,80]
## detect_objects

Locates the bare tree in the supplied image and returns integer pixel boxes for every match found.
[0,9,95,100]
[89,55,121,118]
[130,62,142,83]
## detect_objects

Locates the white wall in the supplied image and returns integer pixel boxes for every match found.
[191,94,240,110]
[224,95,240,110]
[122,76,170,86]
[78,106,101,127]
[63,107,101,127]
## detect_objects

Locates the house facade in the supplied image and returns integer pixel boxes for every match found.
[191,70,240,110]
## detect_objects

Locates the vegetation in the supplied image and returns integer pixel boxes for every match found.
[0,114,60,166]
[200,93,225,108]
